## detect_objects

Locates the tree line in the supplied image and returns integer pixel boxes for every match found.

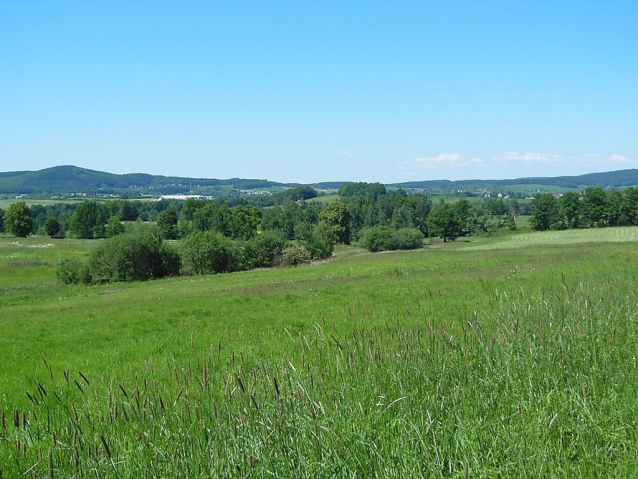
[530,187,638,231]
[2,184,531,284]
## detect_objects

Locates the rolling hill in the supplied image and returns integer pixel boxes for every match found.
[1,165,637,196]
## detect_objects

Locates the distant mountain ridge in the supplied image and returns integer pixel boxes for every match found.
[1,165,637,196]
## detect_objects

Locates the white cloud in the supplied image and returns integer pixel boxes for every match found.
[492,152,567,165]
[609,154,630,163]
[396,151,638,181]
[337,150,355,157]
[414,153,466,167]
[348,161,366,169]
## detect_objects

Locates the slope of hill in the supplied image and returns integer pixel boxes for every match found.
[1,165,637,196]
[0,165,291,195]
[389,170,638,192]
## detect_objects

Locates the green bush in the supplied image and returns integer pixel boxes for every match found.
[306,221,336,260]
[282,244,312,266]
[359,226,395,252]
[56,259,92,285]
[359,226,423,252]
[180,231,243,275]
[393,227,424,250]
[89,228,180,282]
[243,231,286,269]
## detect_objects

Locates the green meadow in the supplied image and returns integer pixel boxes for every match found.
[1,229,638,477]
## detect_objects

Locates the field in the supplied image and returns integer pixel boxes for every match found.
[1,229,638,476]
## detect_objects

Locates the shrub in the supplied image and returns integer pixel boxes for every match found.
[359,226,423,252]
[89,228,180,282]
[180,231,242,275]
[306,221,336,260]
[282,244,312,266]
[359,226,395,252]
[243,231,286,269]
[56,259,92,285]
[393,227,424,250]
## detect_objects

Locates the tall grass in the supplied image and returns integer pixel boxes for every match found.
[2,275,636,477]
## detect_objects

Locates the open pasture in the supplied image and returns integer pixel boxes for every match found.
[1,231,638,476]
[459,224,638,250]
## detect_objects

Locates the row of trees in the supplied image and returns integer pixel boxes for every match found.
[530,187,638,231]
[3,191,522,246]
[57,224,336,285]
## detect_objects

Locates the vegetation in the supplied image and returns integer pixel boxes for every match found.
[3,201,34,237]
[359,226,423,252]
[530,187,638,231]
[1,231,638,476]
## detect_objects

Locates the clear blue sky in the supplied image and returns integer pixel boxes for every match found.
[1,1,636,183]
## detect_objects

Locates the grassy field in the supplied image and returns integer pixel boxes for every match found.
[1,229,638,476]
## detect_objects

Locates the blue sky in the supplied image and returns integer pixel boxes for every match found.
[1,1,636,183]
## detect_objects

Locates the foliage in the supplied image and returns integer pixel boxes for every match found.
[55,258,92,285]
[3,201,34,237]
[319,201,350,244]
[281,244,312,266]
[44,217,62,238]
[393,227,424,249]
[69,201,107,239]
[0,208,4,232]
[179,231,242,275]
[529,193,564,231]
[582,186,607,227]
[89,229,180,282]
[105,215,126,238]
[157,208,179,239]
[306,221,336,259]
[338,182,387,200]
[229,205,262,240]
[359,226,395,252]
[427,203,463,241]
[359,226,424,252]
[243,231,287,269]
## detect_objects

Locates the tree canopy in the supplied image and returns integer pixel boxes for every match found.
[4,202,34,237]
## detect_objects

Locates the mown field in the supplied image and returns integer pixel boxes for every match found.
[1,228,638,477]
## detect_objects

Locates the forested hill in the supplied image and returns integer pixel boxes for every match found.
[0,165,291,195]
[389,169,638,192]
[1,165,638,196]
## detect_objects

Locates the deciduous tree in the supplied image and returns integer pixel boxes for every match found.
[4,202,34,237]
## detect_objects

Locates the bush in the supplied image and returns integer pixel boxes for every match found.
[89,228,180,283]
[282,244,312,266]
[306,222,336,260]
[243,231,286,269]
[359,226,423,252]
[180,231,242,275]
[56,259,92,285]
[393,227,424,250]
[359,226,395,252]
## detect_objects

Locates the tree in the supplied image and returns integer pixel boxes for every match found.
[157,208,179,239]
[0,208,6,233]
[105,215,126,237]
[243,231,287,269]
[4,202,34,237]
[180,231,241,274]
[582,187,607,227]
[530,194,563,231]
[44,217,62,237]
[319,201,350,244]
[89,228,180,282]
[561,192,582,228]
[69,201,107,239]
[427,204,462,242]
[306,221,336,260]
[230,205,262,240]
